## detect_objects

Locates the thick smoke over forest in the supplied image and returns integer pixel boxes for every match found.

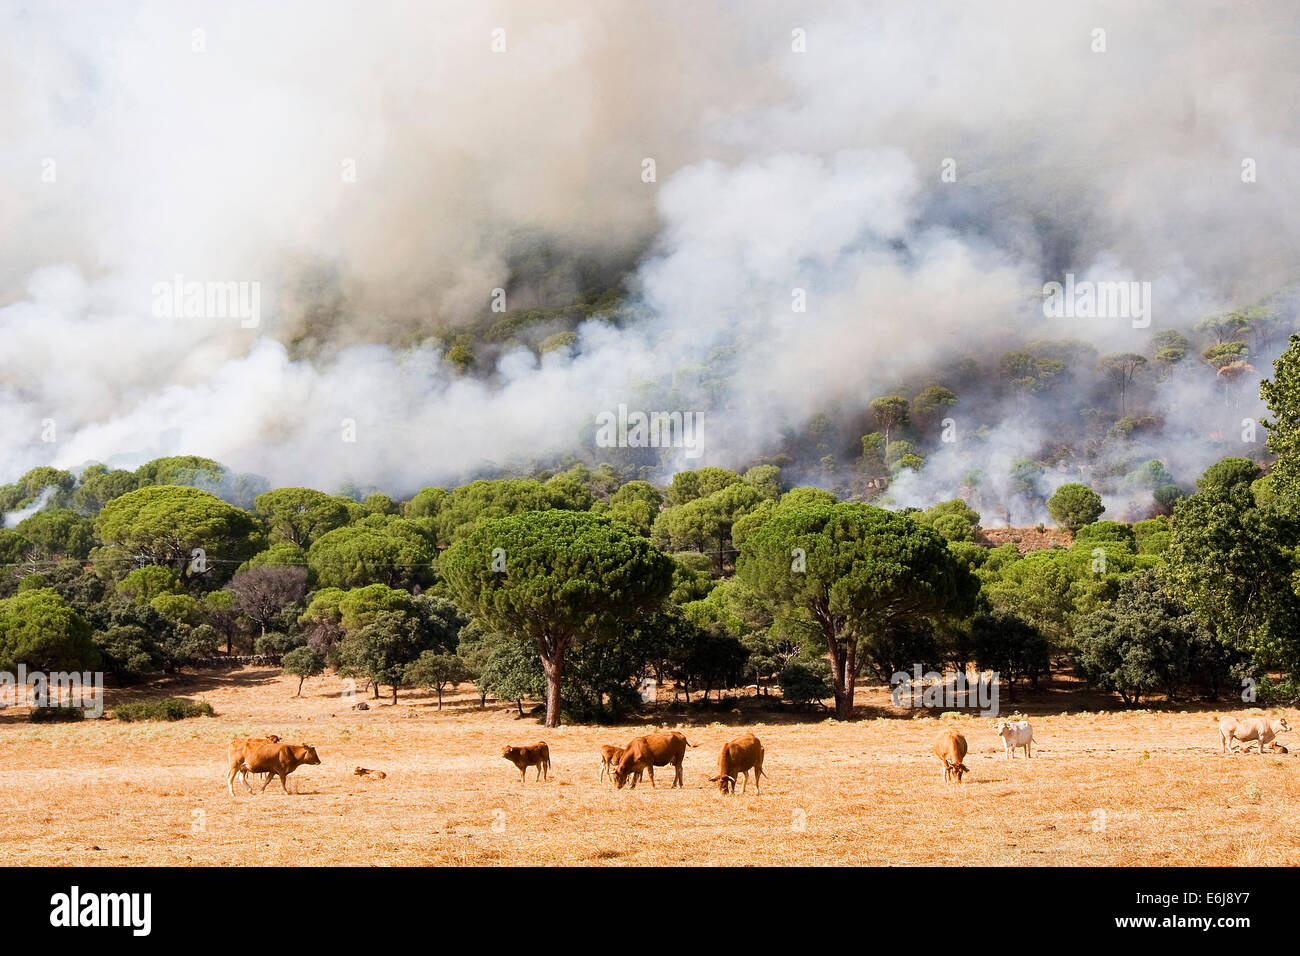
[2,1,1299,521]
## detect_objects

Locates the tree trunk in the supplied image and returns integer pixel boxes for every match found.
[541,654,563,728]
[391,685,397,703]
[437,686,443,709]
[516,698,523,716]
[296,676,304,697]
[372,682,379,699]
[827,633,856,720]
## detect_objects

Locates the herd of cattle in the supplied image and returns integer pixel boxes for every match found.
[224,713,1293,796]
[504,731,768,792]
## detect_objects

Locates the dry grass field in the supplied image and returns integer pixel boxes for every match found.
[2,669,1298,866]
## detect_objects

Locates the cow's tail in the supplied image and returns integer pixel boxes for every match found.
[684,738,699,748]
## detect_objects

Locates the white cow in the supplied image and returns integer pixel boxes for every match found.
[1219,714,1290,754]
[994,719,1035,758]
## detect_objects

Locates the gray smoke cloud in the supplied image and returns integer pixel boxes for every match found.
[2,0,1299,514]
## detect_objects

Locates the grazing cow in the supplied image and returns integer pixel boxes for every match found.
[227,740,320,796]
[599,745,626,782]
[613,731,698,789]
[994,719,1035,758]
[1220,714,1291,754]
[933,729,969,783]
[354,767,387,779]
[709,733,766,794]
[503,742,550,781]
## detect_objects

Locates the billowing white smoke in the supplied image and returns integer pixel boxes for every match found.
[1,1,1298,506]
[2,486,57,528]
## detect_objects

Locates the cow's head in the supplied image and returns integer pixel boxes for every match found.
[502,746,521,762]
[1278,717,1292,733]
[302,745,321,765]
[612,754,638,789]
[709,774,736,794]
[993,720,1010,738]
[951,761,969,782]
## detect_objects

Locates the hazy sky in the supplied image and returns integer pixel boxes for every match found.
[2,0,1298,505]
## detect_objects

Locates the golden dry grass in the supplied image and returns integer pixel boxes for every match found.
[2,669,1298,866]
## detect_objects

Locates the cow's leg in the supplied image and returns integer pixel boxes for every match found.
[1027,741,1033,758]
[227,766,238,797]
[647,766,655,788]
[279,772,290,794]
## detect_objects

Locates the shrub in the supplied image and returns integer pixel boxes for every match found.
[1074,520,1136,550]
[254,631,301,656]
[779,659,833,707]
[1256,675,1300,706]
[30,706,85,723]
[113,697,215,721]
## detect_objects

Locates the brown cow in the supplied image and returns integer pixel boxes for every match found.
[613,731,697,789]
[227,740,320,796]
[229,735,281,791]
[933,729,969,783]
[599,745,626,782]
[709,733,766,794]
[503,742,550,781]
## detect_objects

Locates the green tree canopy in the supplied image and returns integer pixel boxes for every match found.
[0,588,98,672]
[253,487,352,548]
[441,510,673,726]
[736,502,976,718]
[1047,483,1104,531]
[307,519,435,589]
[94,485,262,586]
